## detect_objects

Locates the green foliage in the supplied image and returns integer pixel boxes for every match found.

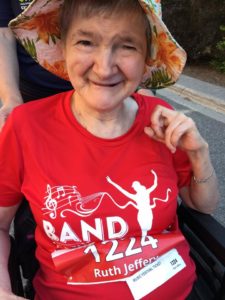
[20,38,37,61]
[144,69,173,89]
[211,25,225,74]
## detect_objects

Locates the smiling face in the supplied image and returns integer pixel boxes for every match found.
[62,7,148,114]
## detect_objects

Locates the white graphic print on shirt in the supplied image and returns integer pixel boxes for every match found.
[41,169,183,284]
[106,170,171,238]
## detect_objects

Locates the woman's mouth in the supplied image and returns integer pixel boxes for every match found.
[91,80,121,87]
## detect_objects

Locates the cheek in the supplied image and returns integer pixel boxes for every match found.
[122,58,145,80]
[66,55,92,76]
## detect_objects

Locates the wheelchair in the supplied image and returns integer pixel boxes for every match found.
[8,202,225,300]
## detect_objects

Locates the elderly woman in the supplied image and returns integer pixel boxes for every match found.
[0,0,219,299]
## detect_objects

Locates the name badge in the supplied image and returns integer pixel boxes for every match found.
[126,248,186,300]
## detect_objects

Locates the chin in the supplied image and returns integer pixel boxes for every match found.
[90,92,125,106]
[92,101,121,112]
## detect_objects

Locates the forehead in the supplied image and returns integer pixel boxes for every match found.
[67,10,147,40]
[69,0,144,19]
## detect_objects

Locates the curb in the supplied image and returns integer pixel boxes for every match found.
[167,83,225,115]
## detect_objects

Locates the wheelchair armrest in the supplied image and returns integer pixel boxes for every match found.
[178,203,225,300]
[178,203,225,265]
[8,235,24,297]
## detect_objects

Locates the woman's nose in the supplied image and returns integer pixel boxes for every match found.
[92,48,117,79]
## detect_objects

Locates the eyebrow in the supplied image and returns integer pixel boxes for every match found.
[70,29,144,48]
[71,30,96,39]
[117,35,138,43]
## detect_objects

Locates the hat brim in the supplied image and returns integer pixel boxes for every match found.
[9,0,186,89]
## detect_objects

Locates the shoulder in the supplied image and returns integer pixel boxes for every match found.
[130,93,174,129]
[13,93,57,117]
[11,91,72,128]
[133,92,173,111]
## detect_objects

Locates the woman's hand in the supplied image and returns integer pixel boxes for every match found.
[144,105,207,154]
[144,105,219,214]
[0,102,21,131]
[0,287,28,300]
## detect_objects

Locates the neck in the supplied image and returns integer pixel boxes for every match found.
[71,94,138,138]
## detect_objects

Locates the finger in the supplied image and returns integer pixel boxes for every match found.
[164,113,185,151]
[0,116,6,131]
[0,108,8,125]
[0,104,16,125]
[162,111,193,149]
[144,126,155,138]
[0,290,28,300]
[146,108,179,150]
[150,106,167,138]
[169,121,191,150]
[144,126,166,145]
[156,105,177,125]
[151,105,180,138]
[166,117,197,152]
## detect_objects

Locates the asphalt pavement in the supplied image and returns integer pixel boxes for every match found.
[165,74,225,114]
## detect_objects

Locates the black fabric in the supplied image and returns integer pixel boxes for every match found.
[0,1,14,26]
[20,77,73,102]
[14,200,38,279]
[186,281,199,300]
[10,0,31,15]
[13,199,38,300]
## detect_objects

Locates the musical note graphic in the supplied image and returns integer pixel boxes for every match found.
[42,170,171,229]
[43,185,78,219]
[44,184,58,219]
[42,184,109,219]
[56,187,66,198]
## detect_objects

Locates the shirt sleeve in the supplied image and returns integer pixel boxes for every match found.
[0,112,24,206]
[0,2,14,27]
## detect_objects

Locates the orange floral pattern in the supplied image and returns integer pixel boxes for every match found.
[148,32,184,77]
[15,10,60,44]
[43,60,69,81]
[9,0,186,89]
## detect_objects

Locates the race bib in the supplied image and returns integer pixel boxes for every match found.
[51,232,185,285]
[126,248,186,300]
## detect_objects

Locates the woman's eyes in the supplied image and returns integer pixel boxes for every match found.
[76,40,93,47]
[75,40,137,51]
[122,44,137,51]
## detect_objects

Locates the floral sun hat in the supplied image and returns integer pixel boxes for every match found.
[9,0,187,89]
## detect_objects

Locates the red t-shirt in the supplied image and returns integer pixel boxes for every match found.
[0,91,196,299]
